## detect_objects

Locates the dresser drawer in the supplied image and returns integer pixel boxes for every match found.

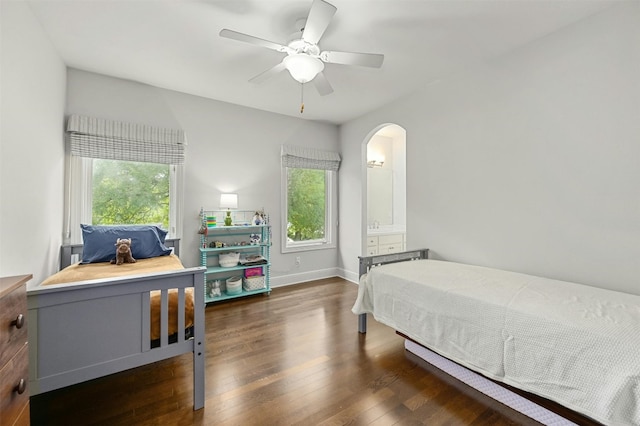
[0,285,27,368]
[378,234,403,245]
[366,236,378,247]
[0,343,29,426]
[379,243,403,254]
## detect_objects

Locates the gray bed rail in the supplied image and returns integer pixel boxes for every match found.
[357,248,429,333]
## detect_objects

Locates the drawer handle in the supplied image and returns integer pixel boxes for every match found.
[15,378,26,395]
[11,313,25,329]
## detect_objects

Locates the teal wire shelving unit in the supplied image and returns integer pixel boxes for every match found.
[199,209,271,303]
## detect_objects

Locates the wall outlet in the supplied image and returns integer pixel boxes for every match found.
[295,256,301,266]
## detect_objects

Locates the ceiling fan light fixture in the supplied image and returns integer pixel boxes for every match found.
[283,54,324,83]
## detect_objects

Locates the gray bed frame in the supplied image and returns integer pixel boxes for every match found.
[357,248,429,333]
[27,239,207,410]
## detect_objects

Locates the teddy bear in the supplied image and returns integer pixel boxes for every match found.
[111,238,136,265]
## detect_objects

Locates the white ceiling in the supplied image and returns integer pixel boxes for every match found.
[26,0,617,125]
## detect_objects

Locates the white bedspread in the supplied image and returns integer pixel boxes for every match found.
[352,259,640,426]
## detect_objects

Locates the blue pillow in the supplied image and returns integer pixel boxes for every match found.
[80,224,172,264]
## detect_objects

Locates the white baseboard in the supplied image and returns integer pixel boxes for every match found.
[270,267,340,288]
[269,268,359,288]
[337,268,358,284]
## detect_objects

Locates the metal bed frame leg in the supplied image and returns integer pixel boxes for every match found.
[358,313,367,333]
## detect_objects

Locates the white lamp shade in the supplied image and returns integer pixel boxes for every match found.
[283,54,324,83]
[220,193,238,209]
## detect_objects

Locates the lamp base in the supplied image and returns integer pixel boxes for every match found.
[224,210,232,226]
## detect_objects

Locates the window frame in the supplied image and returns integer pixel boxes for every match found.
[64,156,183,243]
[280,166,337,254]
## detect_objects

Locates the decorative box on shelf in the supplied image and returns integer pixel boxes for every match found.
[199,208,271,303]
[244,267,263,277]
[243,275,266,291]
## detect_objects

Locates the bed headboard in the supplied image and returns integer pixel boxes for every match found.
[358,248,429,278]
[60,238,181,269]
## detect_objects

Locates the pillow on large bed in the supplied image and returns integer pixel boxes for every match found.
[80,224,172,264]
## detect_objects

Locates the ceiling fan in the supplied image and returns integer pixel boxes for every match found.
[219,0,384,97]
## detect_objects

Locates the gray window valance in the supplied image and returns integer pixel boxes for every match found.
[281,144,341,171]
[67,115,186,165]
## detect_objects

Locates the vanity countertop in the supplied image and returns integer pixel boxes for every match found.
[367,226,406,236]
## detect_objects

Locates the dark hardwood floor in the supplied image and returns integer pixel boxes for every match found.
[30,278,542,425]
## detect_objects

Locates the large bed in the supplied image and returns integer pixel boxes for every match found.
[27,234,206,410]
[352,249,640,426]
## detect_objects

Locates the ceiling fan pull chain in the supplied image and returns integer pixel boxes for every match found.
[300,83,305,114]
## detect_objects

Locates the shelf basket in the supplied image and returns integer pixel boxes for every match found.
[243,275,266,291]
[219,252,240,267]
[226,276,242,295]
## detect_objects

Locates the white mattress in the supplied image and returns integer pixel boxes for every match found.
[352,259,640,426]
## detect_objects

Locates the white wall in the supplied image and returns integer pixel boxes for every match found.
[65,69,340,285]
[339,2,640,294]
[0,2,66,284]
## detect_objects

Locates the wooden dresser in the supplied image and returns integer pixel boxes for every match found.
[0,274,31,426]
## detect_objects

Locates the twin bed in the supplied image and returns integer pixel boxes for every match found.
[27,227,206,410]
[353,249,640,426]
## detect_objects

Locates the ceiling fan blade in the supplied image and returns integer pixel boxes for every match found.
[313,72,333,96]
[301,0,337,45]
[320,51,384,68]
[249,62,287,84]
[220,29,290,53]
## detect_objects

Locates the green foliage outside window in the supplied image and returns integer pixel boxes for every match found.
[92,159,170,229]
[287,168,326,242]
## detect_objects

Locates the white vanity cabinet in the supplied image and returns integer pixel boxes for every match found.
[366,232,405,255]
[366,236,379,256]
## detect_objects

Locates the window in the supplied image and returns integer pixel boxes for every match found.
[64,115,185,242]
[281,145,340,253]
[92,159,170,229]
[66,157,182,241]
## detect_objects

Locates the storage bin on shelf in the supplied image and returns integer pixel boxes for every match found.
[219,252,239,267]
[226,276,242,295]
[243,275,266,291]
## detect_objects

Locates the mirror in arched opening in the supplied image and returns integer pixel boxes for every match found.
[365,124,406,256]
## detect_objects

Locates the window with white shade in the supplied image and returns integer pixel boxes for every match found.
[281,145,340,253]
[64,115,185,242]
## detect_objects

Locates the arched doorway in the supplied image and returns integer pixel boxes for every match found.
[363,124,406,256]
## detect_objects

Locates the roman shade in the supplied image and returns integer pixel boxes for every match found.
[67,115,186,165]
[281,144,341,171]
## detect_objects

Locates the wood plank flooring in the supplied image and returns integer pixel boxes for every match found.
[30,278,542,425]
